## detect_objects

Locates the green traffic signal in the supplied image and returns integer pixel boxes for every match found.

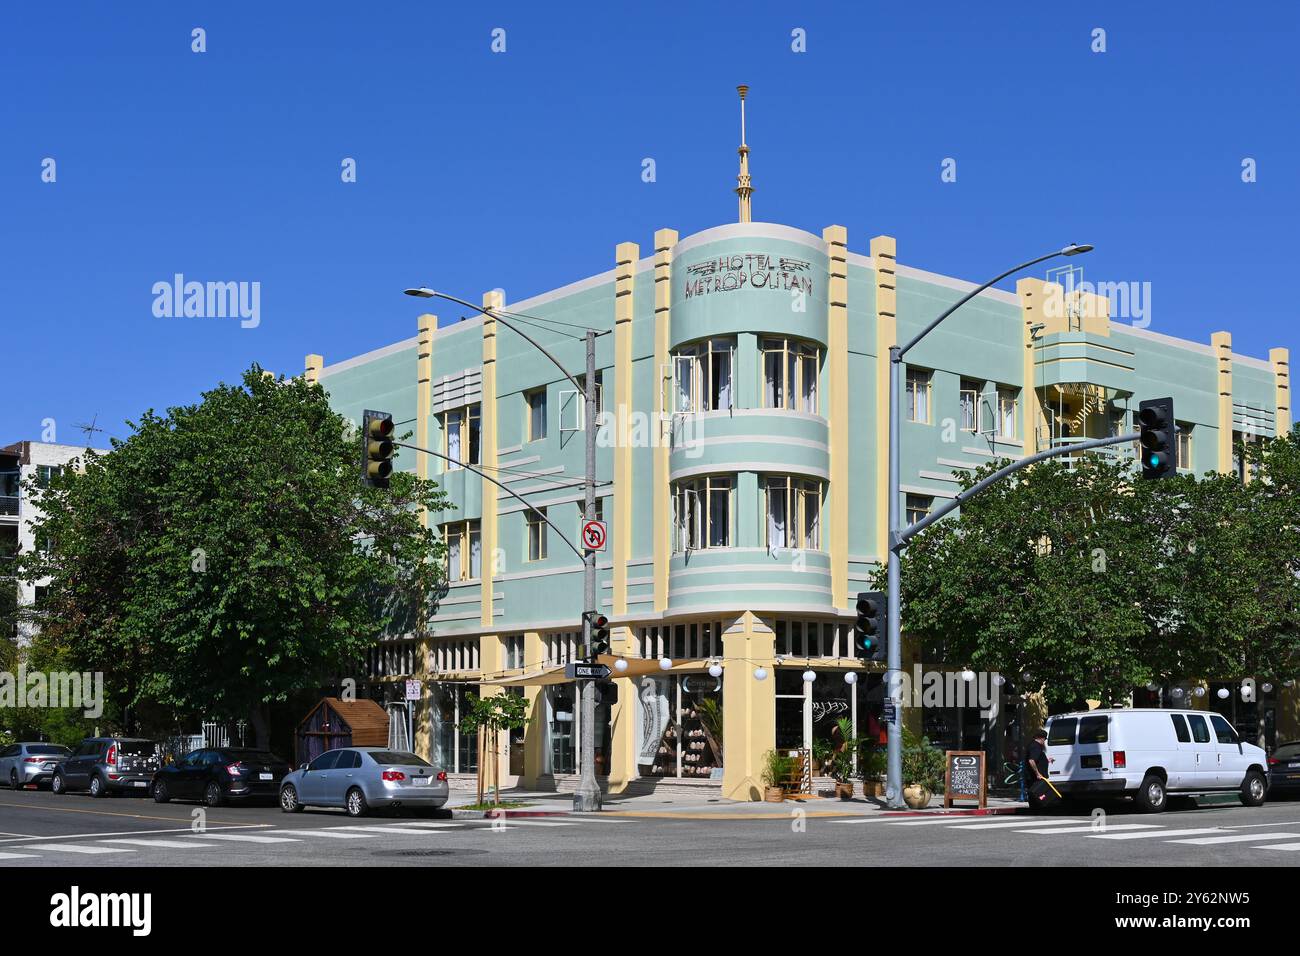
[361,409,395,489]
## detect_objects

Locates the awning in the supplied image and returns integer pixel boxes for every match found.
[480,655,710,687]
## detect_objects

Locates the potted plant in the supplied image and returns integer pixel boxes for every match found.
[901,730,945,809]
[859,747,888,798]
[811,738,833,777]
[828,717,859,799]
[760,749,792,802]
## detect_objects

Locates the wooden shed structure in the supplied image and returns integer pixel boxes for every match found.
[295,697,390,767]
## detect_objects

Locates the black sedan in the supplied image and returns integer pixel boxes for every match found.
[152,747,291,807]
[1268,742,1300,796]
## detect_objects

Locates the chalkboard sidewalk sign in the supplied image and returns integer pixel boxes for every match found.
[944,750,986,809]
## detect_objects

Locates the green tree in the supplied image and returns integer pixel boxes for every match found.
[459,692,529,806]
[18,366,448,747]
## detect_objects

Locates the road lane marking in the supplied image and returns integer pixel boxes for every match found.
[1167,831,1300,846]
[947,819,1097,830]
[0,799,255,826]
[1255,842,1300,851]
[268,830,374,839]
[1016,824,1162,835]
[1088,828,1226,841]
[195,834,302,844]
[495,820,576,828]
[39,844,134,854]
[0,824,271,844]
[332,826,448,835]
[0,851,39,859]
[100,839,219,849]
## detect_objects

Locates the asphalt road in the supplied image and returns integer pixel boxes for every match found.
[2,787,1300,867]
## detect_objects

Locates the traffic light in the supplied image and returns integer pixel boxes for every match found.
[361,409,394,489]
[1137,397,1176,480]
[584,612,610,660]
[855,591,886,662]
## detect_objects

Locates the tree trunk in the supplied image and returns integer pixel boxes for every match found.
[492,726,500,807]
[476,728,485,806]
[248,703,270,751]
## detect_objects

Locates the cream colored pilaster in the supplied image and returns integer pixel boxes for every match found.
[416,314,435,503]
[721,613,776,801]
[1273,348,1292,433]
[870,236,897,561]
[481,290,502,628]
[304,354,322,385]
[1016,278,1066,454]
[477,634,508,788]
[613,242,638,616]
[1212,332,1233,473]
[652,229,677,612]
[824,226,849,609]
[606,625,638,794]
[521,630,547,787]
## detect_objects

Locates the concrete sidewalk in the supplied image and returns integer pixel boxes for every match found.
[446,786,1028,819]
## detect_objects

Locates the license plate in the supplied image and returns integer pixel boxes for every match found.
[132,781,147,788]
[42,763,55,770]
[1289,762,1300,769]
[259,773,273,780]
[412,776,430,785]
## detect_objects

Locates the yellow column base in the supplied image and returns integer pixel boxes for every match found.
[721,613,776,801]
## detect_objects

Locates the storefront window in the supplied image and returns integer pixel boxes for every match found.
[544,682,615,776]
[636,674,723,779]
[429,683,478,774]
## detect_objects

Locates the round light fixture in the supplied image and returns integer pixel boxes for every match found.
[753,667,768,681]
[802,670,816,683]
[708,663,723,679]
[658,657,672,671]
[613,659,628,673]
[1217,688,1230,699]
[961,668,976,682]
[844,671,858,686]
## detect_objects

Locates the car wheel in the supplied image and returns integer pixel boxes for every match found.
[279,785,303,813]
[205,782,225,808]
[51,772,65,795]
[153,780,170,803]
[1135,773,1167,813]
[8,769,19,791]
[1241,770,1267,808]
[345,787,368,818]
[89,773,108,798]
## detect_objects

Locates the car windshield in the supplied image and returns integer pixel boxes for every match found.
[1273,743,1300,760]
[224,750,283,764]
[27,745,70,756]
[366,751,432,767]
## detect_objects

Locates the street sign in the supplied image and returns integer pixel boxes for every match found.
[404,679,422,701]
[882,700,897,724]
[565,662,611,680]
[581,519,607,552]
[943,750,987,809]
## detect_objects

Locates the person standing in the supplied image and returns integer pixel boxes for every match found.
[1024,728,1050,799]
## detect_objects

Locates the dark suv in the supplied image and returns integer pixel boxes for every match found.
[52,737,161,797]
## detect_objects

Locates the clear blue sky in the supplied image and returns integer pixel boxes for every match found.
[3,1,1296,444]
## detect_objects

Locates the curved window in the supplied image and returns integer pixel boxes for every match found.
[761,337,819,413]
[672,475,732,553]
[764,475,823,551]
[672,338,734,412]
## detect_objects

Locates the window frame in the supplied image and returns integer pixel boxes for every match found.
[1176,422,1193,471]
[760,337,820,414]
[996,386,1018,440]
[905,494,933,527]
[905,368,932,424]
[959,379,984,433]
[526,388,548,443]
[763,475,825,551]
[442,519,482,583]
[672,338,735,413]
[672,475,733,553]
[526,507,548,562]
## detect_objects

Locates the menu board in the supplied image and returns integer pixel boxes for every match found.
[944,751,986,809]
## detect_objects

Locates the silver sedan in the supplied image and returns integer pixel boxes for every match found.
[0,742,71,789]
[278,747,449,817]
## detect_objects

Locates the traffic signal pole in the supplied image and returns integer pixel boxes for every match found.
[574,328,601,812]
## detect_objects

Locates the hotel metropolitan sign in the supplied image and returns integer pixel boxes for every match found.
[682,252,815,299]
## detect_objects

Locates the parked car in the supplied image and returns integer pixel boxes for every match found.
[1044,708,1269,812]
[1267,741,1300,796]
[0,742,72,789]
[152,747,291,806]
[51,737,162,797]
[279,747,448,817]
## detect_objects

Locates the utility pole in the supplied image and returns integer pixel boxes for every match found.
[574,328,601,811]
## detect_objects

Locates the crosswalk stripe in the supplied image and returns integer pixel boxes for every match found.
[498,820,576,828]
[1254,842,1300,851]
[197,834,302,844]
[0,851,39,860]
[889,816,1067,826]
[556,816,630,823]
[100,839,219,849]
[1167,831,1300,846]
[384,822,463,829]
[270,830,374,839]
[1015,823,1161,835]
[948,819,1096,830]
[1088,828,1227,841]
[39,844,134,854]
[332,826,447,835]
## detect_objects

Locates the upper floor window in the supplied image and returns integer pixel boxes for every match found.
[35,465,62,489]
[1176,422,1193,470]
[959,379,984,433]
[672,475,732,553]
[906,368,931,423]
[443,519,482,582]
[764,476,823,551]
[441,404,481,469]
[673,338,733,413]
[527,507,548,562]
[503,634,525,670]
[906,494,933,527]
[526,388,547,442]
[996,387,1018,440]
[761,337,819,414]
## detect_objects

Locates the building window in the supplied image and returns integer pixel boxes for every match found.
[764,475,824,551]
[673,338,734,412]
[997,387,1018,439]
[959,379,984,432]
[526,388,547,442]
[440,404,480,469]
[35,465,62,489]
[636,621,725,660]
[443,519,482,582]
[527,507,548,562]
[772,619,856,659]
[635,673,723,779]
[761,337,819,413]
[429,637,481,673]
[431,683,478,774]
[503,634,525,670]
[671,476,732,553]
[906,368,931,423]
[906,494,933,526]
[1176,422,1193,470]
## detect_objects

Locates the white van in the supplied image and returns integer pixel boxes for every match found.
[1043,709,1268,812]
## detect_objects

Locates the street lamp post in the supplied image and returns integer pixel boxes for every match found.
[404,288,604,811]
[883,244,1092,809]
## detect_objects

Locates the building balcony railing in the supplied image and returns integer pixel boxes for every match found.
[1046,434,1136,467]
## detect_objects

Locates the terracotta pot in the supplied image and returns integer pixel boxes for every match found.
[834,782,854,801]
[861,779,886,799]
[764,786,786,803]
[902,784,932,809]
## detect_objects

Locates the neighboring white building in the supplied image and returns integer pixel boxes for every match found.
[1,441,108,645]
